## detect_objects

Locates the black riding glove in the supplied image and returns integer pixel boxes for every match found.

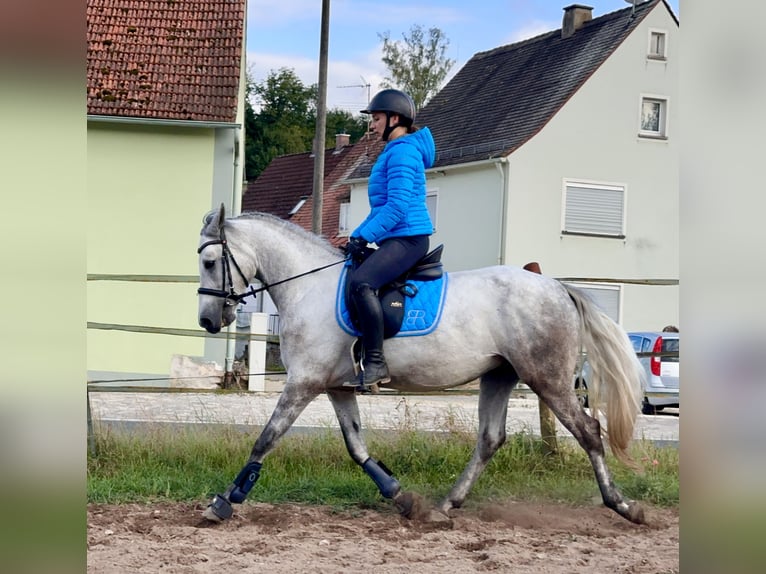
[344,236,368,260]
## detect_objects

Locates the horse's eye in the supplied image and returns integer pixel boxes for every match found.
[203,260,215,270]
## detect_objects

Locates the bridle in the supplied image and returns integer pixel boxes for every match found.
[197,225,346,306]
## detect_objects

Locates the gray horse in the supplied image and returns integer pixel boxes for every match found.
[197,205,646,524]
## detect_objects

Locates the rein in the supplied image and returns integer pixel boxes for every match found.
[197,226,346,305]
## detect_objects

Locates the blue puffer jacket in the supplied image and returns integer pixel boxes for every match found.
[353,127,435,244]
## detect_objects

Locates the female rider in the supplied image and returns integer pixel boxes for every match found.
[345,89,435,389]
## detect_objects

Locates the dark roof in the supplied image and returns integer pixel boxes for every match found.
[242,135,384,245]
[352,0,670,178]
[87,0,245,122]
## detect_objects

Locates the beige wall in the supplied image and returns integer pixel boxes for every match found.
[87,123,219,376]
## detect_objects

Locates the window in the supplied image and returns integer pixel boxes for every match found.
[639,96,668,138]
[565,283,622,324]
[338,202,350,235]
[288,196,307,216]
[648,29,667,59]
[426,190,438,231]
[562,180,625,237]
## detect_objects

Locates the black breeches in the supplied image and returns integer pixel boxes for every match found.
[347,235,430,293]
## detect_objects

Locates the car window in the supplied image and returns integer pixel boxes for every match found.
[662,338,679,363]
[642,337,653,353]
[629,335,642,353]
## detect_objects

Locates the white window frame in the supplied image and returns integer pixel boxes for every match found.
[288,196,308,216]
[426,189,438,231]
[638,94,669,139]
[561,179,626,238]
[647,28,668,60]
[338,202,350,236]
[564,282,623,324]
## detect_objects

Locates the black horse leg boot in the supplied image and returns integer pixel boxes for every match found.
[353,283,390,388]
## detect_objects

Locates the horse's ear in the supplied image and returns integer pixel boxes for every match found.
[202,203,227,234]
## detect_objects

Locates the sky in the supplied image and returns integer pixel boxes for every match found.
[245,0,680,114]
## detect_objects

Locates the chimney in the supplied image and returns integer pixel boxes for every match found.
[562,4,593,39]
[335,133,350,152]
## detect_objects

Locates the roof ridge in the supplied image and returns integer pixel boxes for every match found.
[473,0,657,60]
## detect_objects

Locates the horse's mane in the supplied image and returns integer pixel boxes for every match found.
[233,211,342,257]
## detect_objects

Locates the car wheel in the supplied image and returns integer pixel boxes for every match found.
[642,397,656,415]
[574,378,589,409]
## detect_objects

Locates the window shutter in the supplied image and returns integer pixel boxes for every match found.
[567,284,621,323]
[564,183,624,236]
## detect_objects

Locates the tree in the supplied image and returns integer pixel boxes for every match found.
[244,67,371,181]
[322,109,369,145]
[245,68,316,180]
[378,24,455,110]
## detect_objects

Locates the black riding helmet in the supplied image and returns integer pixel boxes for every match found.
[361,89,416,141]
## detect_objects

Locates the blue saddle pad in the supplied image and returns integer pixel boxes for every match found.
[335,267,449,337]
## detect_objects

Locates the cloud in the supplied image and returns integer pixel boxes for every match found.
[506,19,558,44]
[247,49,388,114]
[247,0,320,27]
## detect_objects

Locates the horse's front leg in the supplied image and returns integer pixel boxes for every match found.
[326,388,401,500]
[203,378,321,522]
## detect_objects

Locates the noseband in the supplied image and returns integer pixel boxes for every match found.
[197,225,346,306]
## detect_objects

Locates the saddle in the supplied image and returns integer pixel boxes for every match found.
[345,244,444,338]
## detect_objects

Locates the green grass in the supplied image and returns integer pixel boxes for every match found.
[87,422,678,510]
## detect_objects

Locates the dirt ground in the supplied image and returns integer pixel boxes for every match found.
[87,499,678,573]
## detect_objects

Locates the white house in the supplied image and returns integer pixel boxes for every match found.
[346,0,679,331]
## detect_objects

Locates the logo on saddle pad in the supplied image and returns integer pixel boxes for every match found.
[336,267,448,338]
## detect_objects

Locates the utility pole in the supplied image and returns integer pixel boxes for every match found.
[312,0,330,234]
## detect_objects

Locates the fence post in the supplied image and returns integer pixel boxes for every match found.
[523,261,559,456]
[87,389,97,456]
[248,312,268,392]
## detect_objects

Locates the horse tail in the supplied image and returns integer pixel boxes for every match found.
[564,284,644,468]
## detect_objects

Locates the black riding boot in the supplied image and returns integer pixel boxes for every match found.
[353,283,390,388]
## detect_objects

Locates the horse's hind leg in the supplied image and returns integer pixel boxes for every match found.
[326,388,401,500]
[436,364,516,516]
[203,379,321,522]
[530,378,645,524]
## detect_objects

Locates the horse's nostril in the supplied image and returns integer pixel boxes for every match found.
[199,317,219,333]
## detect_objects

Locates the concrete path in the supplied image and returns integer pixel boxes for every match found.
[88,384,679,445]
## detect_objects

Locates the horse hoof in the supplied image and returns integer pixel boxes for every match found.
[202,506,223,523]
[627,501,646,524]
[393,491,432,520]
[393,491,417,518]
[202,493,234,522]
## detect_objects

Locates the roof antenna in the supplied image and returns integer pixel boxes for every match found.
[624,0,637,18]
[338,76,372,132]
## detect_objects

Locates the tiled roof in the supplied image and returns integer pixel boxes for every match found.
[87,0,245,122]
[351,0,667,177]
[242,135,384,245]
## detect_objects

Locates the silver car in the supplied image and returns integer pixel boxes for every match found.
[574,331,679,415]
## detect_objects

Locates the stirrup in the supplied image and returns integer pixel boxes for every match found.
[341,374,382,394]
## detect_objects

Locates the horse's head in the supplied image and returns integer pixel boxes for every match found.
[197,203,241,333]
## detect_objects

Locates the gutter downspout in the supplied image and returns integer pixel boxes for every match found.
[494,157,509,265]
[224,129,244,381]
